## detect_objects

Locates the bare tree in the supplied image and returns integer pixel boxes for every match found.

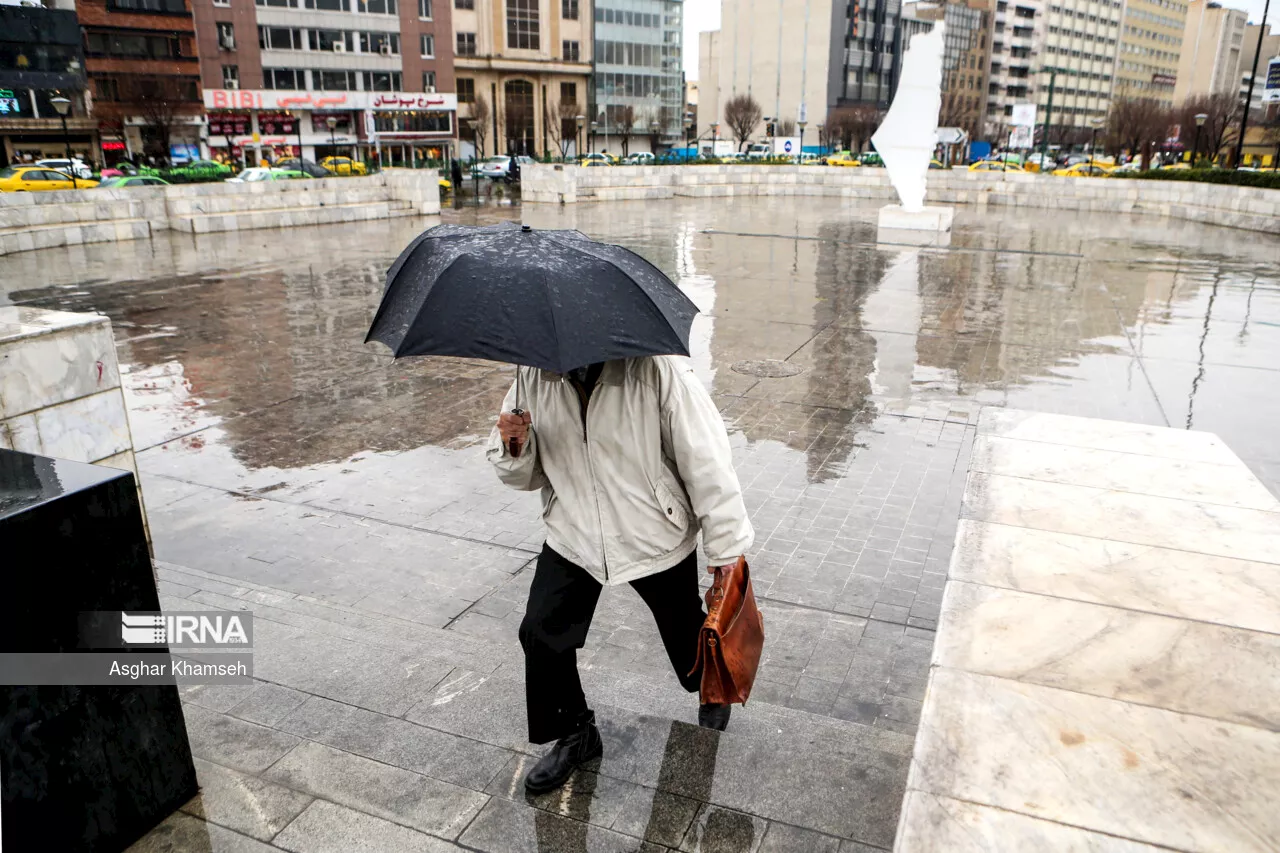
[543,99,581,160]
[1109,96,1172,168]
[1179,93,1241,166]
[471,94,491,161]
[94,76,198,166]
[777,118,796,136]
[826,104,882,153]
[723,94,763,152]
[615,104,637,157]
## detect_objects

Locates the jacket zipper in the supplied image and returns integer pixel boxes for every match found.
[571,377,608,582]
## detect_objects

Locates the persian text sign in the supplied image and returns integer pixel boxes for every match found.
[204,89,457,112]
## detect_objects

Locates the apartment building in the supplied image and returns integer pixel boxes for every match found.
[591,0,684,151]
[77,0,205,162]
[0,3,95,165]
[1115,0,1187,107]
[1037,0,1123,133]
[193,0,456,164]
[1240,22,1279,113]
[1172,0,1244,103]
[451,0,593,158]
[985,0,1045,135]
[903,0,991,139]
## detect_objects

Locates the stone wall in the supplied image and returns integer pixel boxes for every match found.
[522,164,1280,234]
[0,307,150,544]
[0,169,442,256]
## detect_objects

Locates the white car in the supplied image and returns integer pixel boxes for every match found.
[226,167,300,183]
[36,158,93,180]
[478,155,534,179]
[624,152,655,165]
[745,143,770,160]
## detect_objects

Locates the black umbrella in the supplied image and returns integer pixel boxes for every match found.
[365,221,700,375]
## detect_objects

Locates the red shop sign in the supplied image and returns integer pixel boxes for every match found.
[257,112,297,134]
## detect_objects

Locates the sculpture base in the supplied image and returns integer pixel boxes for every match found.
[877,204,954,232]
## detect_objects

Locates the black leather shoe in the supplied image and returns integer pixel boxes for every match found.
[524,713,603,794]
[699,702,731,731]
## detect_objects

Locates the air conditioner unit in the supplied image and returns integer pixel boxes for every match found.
[427,85,436,93]
[379,42,393,55]
[226,80,240,89]
[332,41,346,52]
[220,33,236,50]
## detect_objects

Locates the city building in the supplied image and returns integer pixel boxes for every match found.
[984,0,1045,137]
[903,0,991,139]
[1240,22,1279,113]
[1113,0,1187,107]
[192,0,457,164]
[694,28,718,141]
[1036,0,1123,136]
[684,77,697,145]
[77,0,206,163]
[0,2,94,166]
[590,0,684,154]
[451,0,593,160]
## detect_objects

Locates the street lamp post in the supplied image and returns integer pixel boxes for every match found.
[710,122,719,158]
[326,115,337,157]
[1088,116,1105,167]
[649,118,660,159]
[1193,112,1208,168]
[797,120,807,162]
[816,123,824,154]
[575,114,585,160]
[683,114,693,162]
[589,120,598,155]
[49,95,76,190]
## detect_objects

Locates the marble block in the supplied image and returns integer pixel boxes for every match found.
[0,307,119,420]
[879,205,954,233]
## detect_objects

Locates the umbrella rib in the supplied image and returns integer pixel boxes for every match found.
[538,263,568,374]
[545,235,700,322]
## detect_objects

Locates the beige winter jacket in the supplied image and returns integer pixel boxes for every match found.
[486,356,754,585]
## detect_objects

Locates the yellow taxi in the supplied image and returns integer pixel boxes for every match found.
[968,160,1025,172]
[319,156,368,176]
[1051,161,1115,177]
[0,165,98,191]
[579,152,617,166]
[825,151,860,167]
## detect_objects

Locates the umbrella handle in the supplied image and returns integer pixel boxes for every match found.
[509,407,525,459]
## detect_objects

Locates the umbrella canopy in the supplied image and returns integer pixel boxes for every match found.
[365,221,700,375]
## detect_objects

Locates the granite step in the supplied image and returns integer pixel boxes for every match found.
[169,200,416,235]
[0,217,153,256]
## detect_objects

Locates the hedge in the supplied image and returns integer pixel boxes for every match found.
[1111,168,1280,190]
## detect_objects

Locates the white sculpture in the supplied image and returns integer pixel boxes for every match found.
[872,22,951,232]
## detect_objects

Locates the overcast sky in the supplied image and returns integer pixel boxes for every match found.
[681,0,1273,80]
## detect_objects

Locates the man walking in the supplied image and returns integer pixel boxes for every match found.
[488,356,753,793]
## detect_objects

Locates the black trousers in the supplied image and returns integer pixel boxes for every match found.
[519,544,707,744]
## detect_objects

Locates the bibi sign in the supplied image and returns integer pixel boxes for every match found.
[1264,57,1280,104]
[203,89,457,112]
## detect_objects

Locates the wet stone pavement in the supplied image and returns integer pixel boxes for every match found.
[3,195,1280,852]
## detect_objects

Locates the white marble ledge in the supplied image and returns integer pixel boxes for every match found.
[896,791,1170,852]
[970,434,1280,512]
[976,409,1239,466]
[0,306,109,345]
[908,668,1280,852]
[936,581,1280,730]
[950,520,1280,636]
[962,472,1280,567]
[0,318,121,420]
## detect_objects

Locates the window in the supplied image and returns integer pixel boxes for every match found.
[507,0,539,49]
[222,64,240,87]
[317,70,356,90]
[94,76,120,101]
[256,0,298,7]
[106,0,187,12]
[561,0,577,18]
[375,112,451,132]
[214,0,230,7]
[309,30,353,51]
[360,32,400,53]
[361,70,401,90]
[456,32,476,55]
[358,0,396,12]
[562,39,579,61]
[455,0,474,6]
[423,70,436,91]
[559,81,576,104]
[217,21,236,49]
[85,32,182,59]
[420,33,434,56]
[418,0,431,16]
[259,26,302,49]
[303,0,349,9]
[262,67,303,88]
[457,77,475,102]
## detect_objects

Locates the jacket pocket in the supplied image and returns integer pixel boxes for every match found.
[653,479,690,530]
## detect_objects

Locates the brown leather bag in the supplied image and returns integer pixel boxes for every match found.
[690,557,765,704]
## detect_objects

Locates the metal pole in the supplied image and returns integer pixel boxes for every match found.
[1040,69,1056,168]
[1090,127,1097,166]
[1234,0,1270,168]
[60,113,76,190]
[1192,124,1201,168]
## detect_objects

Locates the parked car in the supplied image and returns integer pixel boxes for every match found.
[162,159,234,179]
[1051,162,1114,177]
[968,160,1025,172]
[0,165,98,191]
[623,152,655,165]
[824,151,860,167]
[35,157,93,180]
[319,156,367,176]
[1112,160,1146,173]
[582,160,613,167]
[100,161,143,178]
[272,158,333,178]
[859,152,884,167]
[96,175,170,188]
[579,153,616,165]
[226,167,308,183]
[745,143,770,160]
[478,155,533,179]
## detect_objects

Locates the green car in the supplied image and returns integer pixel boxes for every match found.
[165,159,234,179]
[97,175,171,188]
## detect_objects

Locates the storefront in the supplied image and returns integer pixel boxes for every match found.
[201,89,457,166]
[0,88,98,167]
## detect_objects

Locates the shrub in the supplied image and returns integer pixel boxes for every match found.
[1110,168,1280,190]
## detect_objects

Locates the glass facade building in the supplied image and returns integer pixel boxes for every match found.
[591,0,684,146]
